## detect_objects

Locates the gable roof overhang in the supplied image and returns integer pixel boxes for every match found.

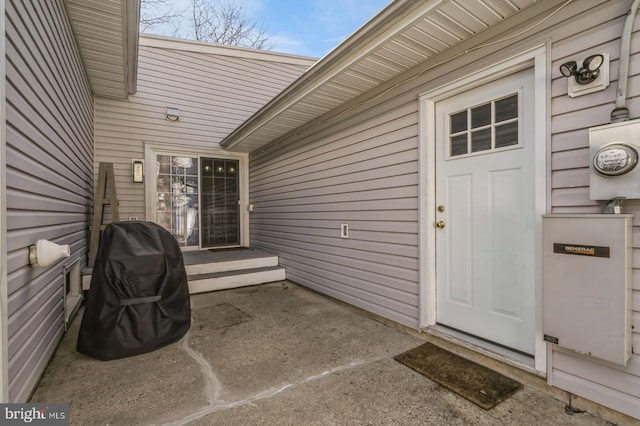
[220,0,554,153]
[65,0,140,99]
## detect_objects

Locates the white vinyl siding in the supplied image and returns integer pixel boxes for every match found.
[5,0,93,402]
[248,0,639,419]
[94,38,314,221]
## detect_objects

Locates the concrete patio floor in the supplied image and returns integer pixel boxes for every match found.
[30,281,614,425]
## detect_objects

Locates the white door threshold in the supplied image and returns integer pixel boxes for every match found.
[424,325,540,377]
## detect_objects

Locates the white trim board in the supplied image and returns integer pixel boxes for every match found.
[139,34,317,64]
[417,44,548,376]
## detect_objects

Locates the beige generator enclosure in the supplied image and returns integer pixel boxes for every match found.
[542,214,632,367]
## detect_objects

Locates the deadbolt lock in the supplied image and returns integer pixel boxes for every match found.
[435,221,445,229]
[437,205,445,212]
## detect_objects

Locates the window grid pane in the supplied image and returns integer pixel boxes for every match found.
[450,134,468,156]
[495,94,518,122]
[448,93,519,158]
[450,111,467,134]
[471,103,491,128]
[495,121,519,148]
[471,128,492,152]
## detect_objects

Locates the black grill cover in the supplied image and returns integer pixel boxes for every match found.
[77,221,191,360]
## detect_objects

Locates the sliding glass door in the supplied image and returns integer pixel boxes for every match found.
[149,147,246,250]
[200,157,240,248]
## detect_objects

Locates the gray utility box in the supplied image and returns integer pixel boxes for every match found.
[589,119,640,200]
[542,214,632,366]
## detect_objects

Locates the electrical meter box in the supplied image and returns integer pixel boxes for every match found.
[589,119,640,200]
[542,214,632,366]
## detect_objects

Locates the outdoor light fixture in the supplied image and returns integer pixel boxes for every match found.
[165,107,180,121]
[28,239,70,267]
[132,159,144,183]
[560,54,605,85]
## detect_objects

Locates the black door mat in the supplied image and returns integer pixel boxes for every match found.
[394,342,523,410]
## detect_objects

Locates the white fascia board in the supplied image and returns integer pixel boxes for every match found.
[139,34,318,66]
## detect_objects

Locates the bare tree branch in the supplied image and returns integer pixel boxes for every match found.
[140,0,185,33]
[140,0,272,50]
[188,0,272,50]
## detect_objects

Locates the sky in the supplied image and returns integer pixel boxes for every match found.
[142,0,391,58]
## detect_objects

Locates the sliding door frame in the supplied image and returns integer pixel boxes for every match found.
[144,142,249,250]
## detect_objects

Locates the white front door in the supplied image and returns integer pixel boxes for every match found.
[435,69,535,354]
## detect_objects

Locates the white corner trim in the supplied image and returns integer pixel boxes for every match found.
[418,96,436,329]
[418,44,548,376]
[533,46,549,375]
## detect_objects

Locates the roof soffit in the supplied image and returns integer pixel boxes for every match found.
[220,0,548,153]
[66,0,140,99]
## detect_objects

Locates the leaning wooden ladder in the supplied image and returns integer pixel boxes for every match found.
[88,162,120,267]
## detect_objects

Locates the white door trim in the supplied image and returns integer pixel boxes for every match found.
[418,44,548,375]
[144,143,250,249]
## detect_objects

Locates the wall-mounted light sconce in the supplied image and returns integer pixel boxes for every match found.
[165,107,180,121]
[560,54,605,84]
[132,159,144,183]
[559,53,609,98]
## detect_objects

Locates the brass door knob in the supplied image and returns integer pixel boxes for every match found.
[435,221,445,229]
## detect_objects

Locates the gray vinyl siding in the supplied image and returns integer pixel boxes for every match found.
[547,2,640,420]
[249,0,639,419]
[250,102,420,327]
[94,39,314,221]
[5,0,93,402]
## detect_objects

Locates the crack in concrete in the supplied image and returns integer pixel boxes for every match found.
[163,333,392,426]
[179,332,222,405]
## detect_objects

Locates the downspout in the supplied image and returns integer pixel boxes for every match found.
[611,0,640,122]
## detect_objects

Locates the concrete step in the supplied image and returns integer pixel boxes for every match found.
[184,252,279,276]
[188,266,286,294]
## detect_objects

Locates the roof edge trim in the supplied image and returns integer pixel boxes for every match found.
[139,34,319,65]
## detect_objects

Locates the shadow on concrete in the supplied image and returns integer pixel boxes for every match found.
[31,281,610,425]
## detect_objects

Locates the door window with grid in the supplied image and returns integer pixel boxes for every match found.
[448,93,520,158]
